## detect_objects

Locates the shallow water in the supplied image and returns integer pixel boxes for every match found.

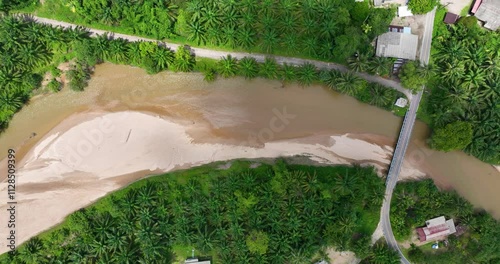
[1,63,499,218]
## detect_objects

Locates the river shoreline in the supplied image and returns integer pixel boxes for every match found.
[0,63,498,254]
[0,110,427,255]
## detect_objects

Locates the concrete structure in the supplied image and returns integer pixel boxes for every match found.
[416,216,457,242]
[474,0,500,30]
[395,97,408,107]
[444,12,460,24]
[376,32,418,60]
[398,6,414,17]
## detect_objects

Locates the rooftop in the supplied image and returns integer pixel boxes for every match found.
[376,32,419,60]
[474,0,500,30]
[444,12,460,24]
[417,216,457,242]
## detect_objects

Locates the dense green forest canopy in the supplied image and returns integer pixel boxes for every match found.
[391,179,500,263]
[39,0,395,62]
[1,161,393,263]
[427,21,500,164]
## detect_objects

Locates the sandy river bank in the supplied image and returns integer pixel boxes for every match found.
[0,63,498,255]
[0,110,425,255]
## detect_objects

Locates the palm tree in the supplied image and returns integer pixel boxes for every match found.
[281,35,299,55]
[280,63,297,81]
[301,38,317,57]
[320,69,339,90]
[18,237,44,263]
[333,169,358,196]
[259,57,279,79]
[317,41,334,60]
[240,10,257,28]
[369,243,400,264]
[107,39,129,64]
[318,20,337,41]
[203,68,217,82]
[217,55,238,78]
[17,43,51,69]
[369,84,393,107]
[186,0,204,23]
[200,6,221,29]
[222,25,238,48]
[126,42,142,65]
[0,89,24,112]
[237,27,256,50]
[222,6,240,28]
[173,46,195,72]
[279,15,296,34]
[153,47,174,71]
[369,56,392,76]
[260,29,279,53]
[347,53,370,72]
[335,71,364,96]
[297,63,317,86]
[186,21,206,45]
[238,57,259,79]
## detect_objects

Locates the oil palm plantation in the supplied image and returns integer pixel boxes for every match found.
[217,55,238,78]
[238,57,259,79]
[335,71,365,96]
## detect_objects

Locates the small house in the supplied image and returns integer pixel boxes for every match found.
[443,12,460,24]
[416,216,457,242]
[376,32,419,60]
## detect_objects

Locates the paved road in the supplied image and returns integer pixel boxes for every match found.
[28,15,413,99]
[381,8,436,264]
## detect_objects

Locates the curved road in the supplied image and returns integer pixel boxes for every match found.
[25,15,413,99]
[381,8,436,263]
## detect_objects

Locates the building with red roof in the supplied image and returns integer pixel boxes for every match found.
[416,216,457,242]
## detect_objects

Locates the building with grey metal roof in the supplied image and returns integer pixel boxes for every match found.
[375,32,419,60]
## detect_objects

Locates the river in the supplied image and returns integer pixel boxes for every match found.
[1,63,499,218]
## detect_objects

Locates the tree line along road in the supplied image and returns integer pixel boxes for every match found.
[26,15,413,100]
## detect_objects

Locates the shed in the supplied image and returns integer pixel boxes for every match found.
[444,12,460,24]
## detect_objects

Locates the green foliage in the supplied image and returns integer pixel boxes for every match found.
[408,244,426,263]
[429,23,500,164]
[399,61,428,93]
[46,79,61,92]
[361,241,400,264]
[408,0,438,14]
[297,63,317,86]
[2,161,387,263]
[217,55,238,78]
[39,0,396,63]
[430,121,473,152]
[458,16,478,29]
[245,230,269,255]
[66,62,91,91]
[203,68,217,82]
[391,179,500,263]
[238,57,259,79]
[173,46,195,72]
[259,57,279,79]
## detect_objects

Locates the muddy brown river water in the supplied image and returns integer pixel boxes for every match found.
[1,63,499,218]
